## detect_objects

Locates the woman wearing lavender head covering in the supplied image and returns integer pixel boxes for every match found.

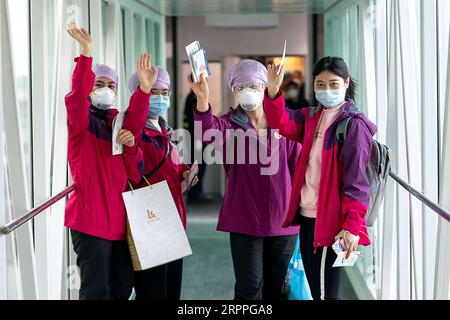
[127,67,195,300]
[188,60,302,300]
[65,25,157,299]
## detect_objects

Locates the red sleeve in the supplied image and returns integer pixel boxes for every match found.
[263,89,306,143]
[122,140,144,186]
[123,87,151,137]
[64,55,95,137]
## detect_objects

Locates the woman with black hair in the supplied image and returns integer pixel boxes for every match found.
[264,57,377,300]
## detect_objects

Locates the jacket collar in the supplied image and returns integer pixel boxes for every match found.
[309,99,362,118]
[144,116,173,137]
[313,99,377,136]
[229,106,251,130]
[89,105,118,127]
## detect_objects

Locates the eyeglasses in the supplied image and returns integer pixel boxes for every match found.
[94,83,117,91]
[232,83,264,93]
[150,88,171,97]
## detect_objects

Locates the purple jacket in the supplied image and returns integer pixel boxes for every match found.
[194,105,301,237]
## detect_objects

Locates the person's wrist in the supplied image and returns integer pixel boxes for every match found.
[140,84,151,94]
[268,87,279,99]
[196,97,209,111]
[81,46,92,57]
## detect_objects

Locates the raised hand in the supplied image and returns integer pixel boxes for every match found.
[137,53,158,94]
[267,64,285,99]
[187,73,209,112]
[67,22,92,57]
[182,170,199,187]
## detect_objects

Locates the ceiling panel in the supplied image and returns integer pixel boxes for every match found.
[139,0,340,16]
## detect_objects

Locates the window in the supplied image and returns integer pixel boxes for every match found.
[7,0,31,195]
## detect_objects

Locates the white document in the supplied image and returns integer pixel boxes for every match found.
[185,41,210,82]
[277,40,287,76]
[123,180,193,271]
[181,160,199,193]
[112,112,125,155]
[332,251,360,267]
[185,41,201,59]
[192,49,209,81]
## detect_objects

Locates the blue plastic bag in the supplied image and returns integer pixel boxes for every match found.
[283,235,313,300]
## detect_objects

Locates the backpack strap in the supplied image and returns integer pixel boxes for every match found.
[336,116,355,157]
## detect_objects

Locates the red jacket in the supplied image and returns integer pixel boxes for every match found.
[64,55,150,240]
[263,91,377,248]
[132,118,189,230]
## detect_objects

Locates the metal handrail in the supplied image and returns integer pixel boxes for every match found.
[0,171,449,235]
[0,184,76,235]
[389,172,450,222]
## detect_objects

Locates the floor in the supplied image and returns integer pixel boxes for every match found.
[180,197,358,300]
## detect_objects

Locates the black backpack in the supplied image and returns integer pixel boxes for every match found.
[336,116,391,227]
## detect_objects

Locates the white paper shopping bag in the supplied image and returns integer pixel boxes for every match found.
[122,180,192,271]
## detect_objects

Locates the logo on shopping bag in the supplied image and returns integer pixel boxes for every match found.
[146,209,160,222]
[274,132,283,140]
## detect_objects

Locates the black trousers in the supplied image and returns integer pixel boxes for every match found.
[70,229,134,300]
[134,259,183,300]
[298,215,342,300]
[229,233,297,300]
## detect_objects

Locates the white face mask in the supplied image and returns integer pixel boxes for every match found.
[236,88,263,111]
[286,88,299,100]
[90,87,116,110]
[315,88,346,109]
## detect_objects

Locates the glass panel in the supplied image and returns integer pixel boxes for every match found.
[154,22,161,65]
[146,19,155,59]
[6,0,31,196]
[438,0,450,160]
[134,14,143,61]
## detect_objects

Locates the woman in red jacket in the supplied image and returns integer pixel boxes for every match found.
[127,67,196,300]
[65,25,158,300]
[264,57,376,300]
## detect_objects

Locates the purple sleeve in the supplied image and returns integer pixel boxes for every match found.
[193,104,231,145]
[341,118,374,235]
[341,118,373,207]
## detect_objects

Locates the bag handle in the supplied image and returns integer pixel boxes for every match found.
[140,137,171,183]
[128,137,171,190]
[127,175,152,193]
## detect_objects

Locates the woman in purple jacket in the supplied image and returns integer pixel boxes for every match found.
[188,60,301,300]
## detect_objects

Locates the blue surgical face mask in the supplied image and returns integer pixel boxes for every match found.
[149,95,170,118]
[315,89,346,108]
